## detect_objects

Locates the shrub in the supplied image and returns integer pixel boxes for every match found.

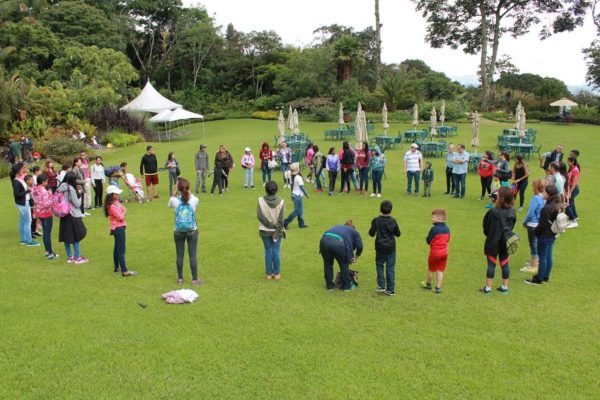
[254,95,283,111]
[100,131,142,147]
[0,162,11,179]
[89,107,152,141]
[37,137,87,160]
[250,111,278,120]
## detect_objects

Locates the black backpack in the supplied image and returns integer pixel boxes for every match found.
[334,269,359,289]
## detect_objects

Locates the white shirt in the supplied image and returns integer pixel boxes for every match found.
[168,195,199,210]
[291,175,305,197]
[91,164,105,181]
[404,150,422,172]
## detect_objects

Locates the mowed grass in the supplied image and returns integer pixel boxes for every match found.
[1,118,599,399]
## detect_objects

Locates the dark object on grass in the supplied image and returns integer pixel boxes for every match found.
[137,303,147,308]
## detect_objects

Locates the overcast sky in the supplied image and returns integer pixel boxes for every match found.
[186,0,598,88]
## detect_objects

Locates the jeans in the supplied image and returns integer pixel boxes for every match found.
[281,163,290,185]
[40,217,53,254]
[284,194,306,227]
[168,171,178,196]
[480,176,492,198]
[340,167,352,192]
[527,226,538,258]
[261,235,281,275]
[320,236,350,290]
[376,252,396,292]
[16,203,32,243]
[359,167,369,191]
[315,166,324,190]
[446,167,455,193]
[261,162,271,183]
[195,170,207,193]
[372,170,383,194]
[328,170,338,194]
[536,237,555,281]
[453,173,466,197]
[517,179,528,208]
[243,167,254,187]
[210,168,223,194]
[93,179,104,207]
[64,242,81,258]
[174,230,198,280]
[407,170,420,193]
[566,185,579,220]
[112,226,128,273]
[423,181,432,196]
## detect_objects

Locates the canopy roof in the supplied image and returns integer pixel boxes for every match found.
[149,108,203,123]
[121,81,182,113]
[549,98,578,107]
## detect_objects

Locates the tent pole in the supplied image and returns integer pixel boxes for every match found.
[202,119,206,143]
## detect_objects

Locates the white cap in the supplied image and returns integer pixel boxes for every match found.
[245,147,251,152]
[410,143,419,148]
[106,185,123,195]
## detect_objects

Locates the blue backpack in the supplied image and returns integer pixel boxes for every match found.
[174,197,197,232]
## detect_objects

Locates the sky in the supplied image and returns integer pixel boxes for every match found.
[185,0,598,88]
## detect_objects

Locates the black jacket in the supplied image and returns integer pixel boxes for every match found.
[140,153,158,175]
[535,205,559,238]
[483,207,516,256]
[368,215,401,254]
[13,179,30,206]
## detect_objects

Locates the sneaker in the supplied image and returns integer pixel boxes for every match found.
[518,207,523,211]
[262,183,266,187]
[444,191,450,195]
[344,283,356,292]
[32,231,42,237]
[47,253,59,260]
[177,278,184,285]
[370,193,376,197]
[74,257,89,264]
[479,196,484,201]
[496,287,509,294]
[566,221,578,229]
[266,275,273,280]
[421,281,432,290]
[520,266,538,273]
[20,241,28,245]
[376,287,386,293]
[405,191,411,195]
[192,279,200,286]
[273,274,281,281]
[26,241,41,247]
[84,212,91,216]
[434,287,442,294]
[67,256,75,263]
[376,194,382,198]
[122,271,136,277]
[479,287,492,295]
[524,277,543,285]
[384,290,395,296]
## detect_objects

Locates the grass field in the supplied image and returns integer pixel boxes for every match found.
[1,118,599,399]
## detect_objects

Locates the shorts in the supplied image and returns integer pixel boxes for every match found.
[145,174,159,186]
[428,254,448,272]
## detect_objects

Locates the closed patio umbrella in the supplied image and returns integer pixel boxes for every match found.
[430,106,437,138]
[470,111,480,149]
[412,104,419,129]
[355,102,364,146]
[515,101,522,129]
[338,102,345,128]
[518,107,526,139]
[278,110,285,144]
[440,100,446,126]
[382,103,389,136]
[293,108,299,134]
[287,105,294,133]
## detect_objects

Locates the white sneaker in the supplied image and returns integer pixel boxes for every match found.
[518,207,523,211]
[84,212,91,216]
[262,183,266,187]
[376,194,382,198]
[370,193,376,197]
[567,221,578,229]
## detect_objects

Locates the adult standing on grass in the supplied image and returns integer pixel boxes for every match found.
[311,145,325,192]
[140,145,159,200]
[521,179,546,274]
[79,151,92,211]
[91,156,105,209]
[32,174,58,259]
[356,142,370,195]
[451,144,469,199]
[512,155,530,211]
[57,172,88,264]
[444,144,456,195]
[104,185,136,277]
[257,181,286,281]
[8,138,21,164]
[404,143,422,195]
[221,145,234,191]
[240,147,255,189]
[305,143,315,183]
[11,162,39,247]
[495,151,511,185]
[72,158,88,215]
[259,142,273,187]
[283,163,309,229]
[339,140,355,193]
[480,187,516,295]
[525,184,560,286]
[319,220,363,291]
[43,159,58,193]
[540,144,563,173]
[169,178,200,286]
[165,151,180,196]
[278,141,292,188]
[210,145,228,196]
[565,157,580,228]
[325,147,340,196]
[194,144,209,194]
[477,151,495,200]
[369,145,386,198]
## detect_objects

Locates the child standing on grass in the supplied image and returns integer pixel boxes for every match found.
[422,161,434,197]
[104,185,136,277]
[369,146,386,198]
[283,163,309,229]
[32,174,58,260]
[241,147,255,189]
[368,200,401,296]
[422,209,450,294]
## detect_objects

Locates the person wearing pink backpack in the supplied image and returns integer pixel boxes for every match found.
[32,174,58,260]
[57,172,88,264]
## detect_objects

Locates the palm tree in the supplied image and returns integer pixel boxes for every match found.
[332,35,363,83]
[381,74,414,111]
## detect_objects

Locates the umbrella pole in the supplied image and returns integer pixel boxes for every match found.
[202,119,206,143]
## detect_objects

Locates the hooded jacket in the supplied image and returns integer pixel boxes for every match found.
[57,183,84,218]
[31,185,53,218]
[483,207,516,256]
[257,194,286,240]
[368,215,401,254]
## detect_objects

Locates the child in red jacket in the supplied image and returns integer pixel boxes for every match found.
[422,209,451,294]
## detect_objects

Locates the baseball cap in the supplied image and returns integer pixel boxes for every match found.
[245,147,251,152]
[106,185,123,195]
[410,143,419,148]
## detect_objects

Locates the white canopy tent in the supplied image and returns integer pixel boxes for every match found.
[149,108,204,142]
[121,80,182,113]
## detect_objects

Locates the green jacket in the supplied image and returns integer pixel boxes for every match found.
[422,167,434,182]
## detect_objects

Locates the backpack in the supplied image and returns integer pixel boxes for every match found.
[52,190,71,218]
[341,149,355,165]
[500,214,519,255]
[174,197,196,232]
[104,165,121,177]
[334,269,359,289]
[551,210,569,237]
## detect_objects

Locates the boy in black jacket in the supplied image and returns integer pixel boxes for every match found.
[368,200,401,296]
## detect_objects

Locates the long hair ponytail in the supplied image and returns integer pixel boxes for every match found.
[177,178,190,204]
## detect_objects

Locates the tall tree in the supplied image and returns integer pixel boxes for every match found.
[413,0,588,110]
[374,0,382,87]
[332,35,363,83]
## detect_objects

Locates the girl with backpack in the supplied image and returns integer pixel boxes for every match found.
[480,186,516,295]
[283,163,309,229]
[339,141,355,193]
[477,151,495,200]
[525,184,560,286]
[104,185,136,277]
[325,147,340,196]
[32,174,58,259]
[168,178,200,286]
[57,172,88,264]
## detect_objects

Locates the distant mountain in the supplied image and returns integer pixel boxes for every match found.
[450,74,480,87]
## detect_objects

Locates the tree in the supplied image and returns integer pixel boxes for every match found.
[583,41,600,90]
[381,73,414,111]
[374,0,382,87]
[413,0,588,110]
[332,35,363,83]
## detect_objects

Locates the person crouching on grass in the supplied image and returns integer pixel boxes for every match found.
[422,209,450,294]
[480,187,516,295]
[104,185,136,277]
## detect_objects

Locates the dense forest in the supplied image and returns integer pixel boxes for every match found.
[0,0,599,145]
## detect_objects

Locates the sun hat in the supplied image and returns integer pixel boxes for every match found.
[289,163,300,174]
[106,185,123,195]
[410,143,419,148]
[245,147,251,152]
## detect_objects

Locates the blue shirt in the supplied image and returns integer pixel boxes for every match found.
[452,151,469,174]
[324,225,363,261]
[523,194,545,226]
[446,152,456,169]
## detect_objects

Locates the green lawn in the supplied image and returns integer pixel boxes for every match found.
[1,118,599,399]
